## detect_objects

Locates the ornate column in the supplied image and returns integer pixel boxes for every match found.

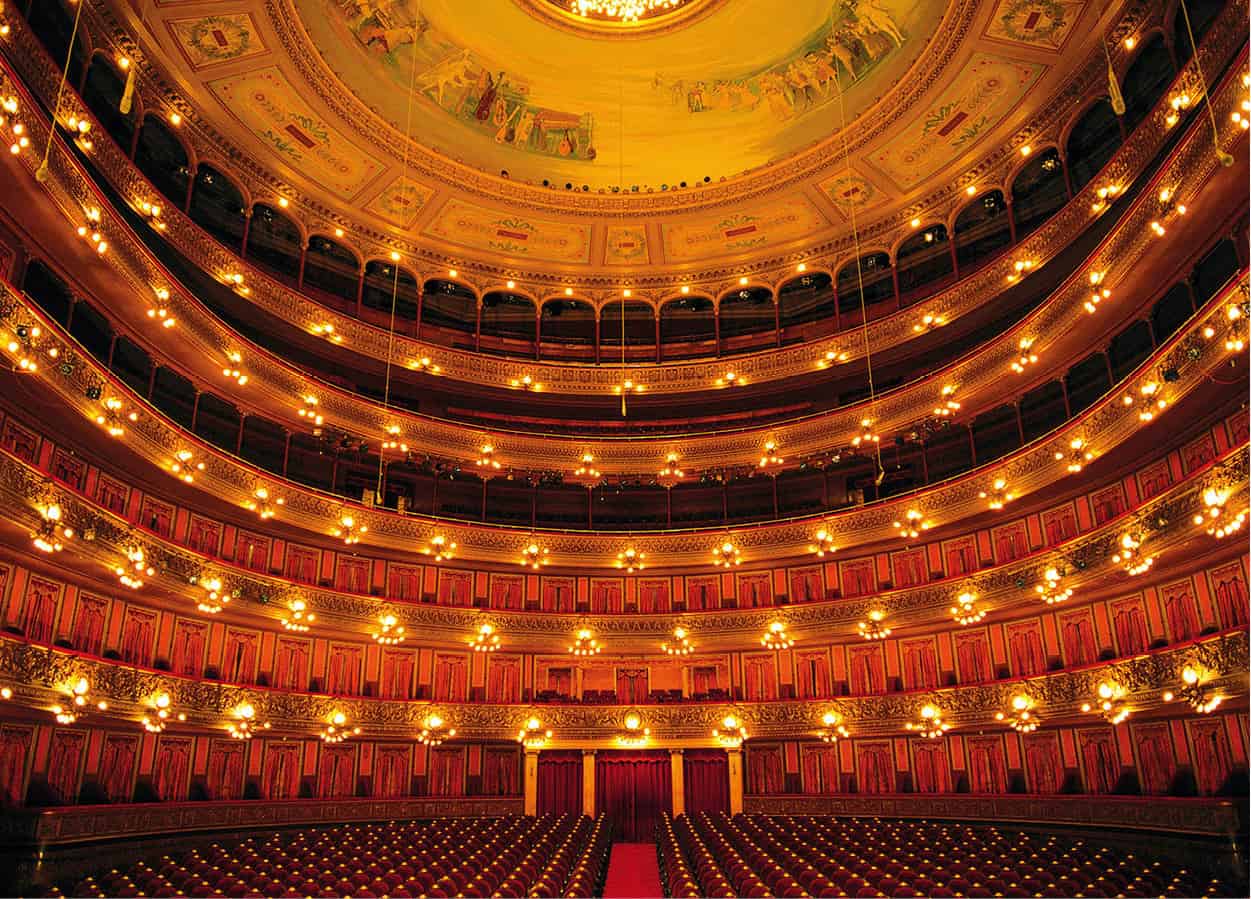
[523,749,540,816]
[581,749,596,818]
[726,748,744,815]
[670,749,685,817]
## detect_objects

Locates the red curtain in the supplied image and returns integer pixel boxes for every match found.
[1213,568,1249,627]
[1007,625,1045,676]
[318,746,357,798]
[746,746,784,793]
[1060,614,1097,667]
[264,743,301,799]
[967,736,1008,793]
[206,741,246,800]
[901,641,939,689]
[616,669,648,704]
[1023,735,1062,794]
[691,666,717,695]
[433,657,467,701]
[23,579,58,644]
[486,657,522,702]
[0,726,32,805]
[70,596,107,656]
[913,743,950,793]
[1079,731,1119,794]
[152,738,191,801]
[848,645,885,694]
[380,649,415,699]
[273,639,309,690]
[1111,601,1149,656]
[223,631,258,684]
[796,652,831,698]
[1190,720,1234,794]
[286,547,319,585]
[482,747,520,796]
[856,743,894,794]
[595,751,672,842]
[537,751,581,816]
[46,730,85,804]
[374,746,410,798]
[327,646,362,695]
[683,750,729,814]
[955,633,992,683]
[428,748,465,796]
[1164,588,1200,641]
[801,745,839,794]
[1133,725,1174,794]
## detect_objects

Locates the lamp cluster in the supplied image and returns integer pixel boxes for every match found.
[905,704,951,739]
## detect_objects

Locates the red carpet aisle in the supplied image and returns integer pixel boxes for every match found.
[602,842,664,898]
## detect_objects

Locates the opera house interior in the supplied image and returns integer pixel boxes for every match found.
[0,0,1247,895]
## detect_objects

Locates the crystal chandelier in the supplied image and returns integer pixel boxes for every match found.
[51,678,107,724]
[470,622,501,652]
[194,575,233,614]
[320,711,361,744]
[893,509,931,539]
[1194,487,1248,538]
[1057,437,1094,473]
[332,514,365,545]
[142,693,185,733]
[950,592,986,626]
[424,534,457,561]
[1112,532,1154,576]
[168,450,203,483]
[616,547,645,572]
[116,544,154,590]
[712,714,748,748]
[568,0,688,24]
[245,486,283,519]
[760,621,794,650]
[569,628,601,656]
[711,540,741,568]
[1034,567,1072,605]
[416,714,456,746]
[979,478,1015,510]
[1082,681,1130,725]
[857,609,891,640]
[372,614,406,645]
[1162,665,1223,714]
[228,704,270,740]
[31,502,72,553]
[758,440,784,469]
[809,526,836,557]
[517,717,552,748]
[657,452,684,488]
[281,599,314,632]
[568,453,602,488]
[520,541,549,569]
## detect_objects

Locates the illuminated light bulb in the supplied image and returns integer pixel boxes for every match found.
[168,112,182,126]
[761,620,794,650]
[662,626,694,656]
[966,185,976,195]
[1057,437,1095,473]
[245,486,283,519]
[320,711,361,744]
[470,622,501,652]
[657,452,685,487]
[613,376,644,395]
[818,711,850,743]
[332,514,366,545]
[819,348,849,368]
[281,598,314,632]
[616,546,645,572]
[711,540,741,568]
[476,443,501,470]
[1081,681,1129,725]
[851,418,879,449]
[372,613,406,645]
[979,477,1015,510]
[510,373,542,391]
[934,384,961,417]
[996,694,1039,733]
[712,714,749,747]
[858,609,892,640]
[1010,337,1038,373]
[1034,567,1072,606]
[1124,36,1136,49]
[680,285,690,294]
[950,591,986,626]
[1123,381,1167,421]
[297,395,324,427]
[906,704,951,738]
[1019,145,1032,156]
[716,370,742,387]
[892,509,931,539]
[809,526,836,557]
[519,542,549,569]
[565,287,574,296]
[913,312,946,332]
[758,439,784,468]
[516,717,551,748]
[424,534,456,561]
[569,628,601,656]
[1111,532,1155,576]
[569,452,602,488]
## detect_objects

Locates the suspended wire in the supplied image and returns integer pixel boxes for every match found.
[1177,0,1234,166]
[35,0,86,183]
[832,70,885,485]
[374,37,423,500]
[619,59,628,417]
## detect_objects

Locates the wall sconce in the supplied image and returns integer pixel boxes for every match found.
[168,450,203,483]
[1082,681,1129,725]
[297,395,324,427]
[893,509,931,539]
[281,599,314,632]
[759,440,784,469]
[221,352,248,384]
[50,677,107,724]
[818,349,849,368]
[115,544,153,590]
[616,712,650,747]
[713,714,748,748]
[194,575,233,614]
[851,418,879,449]
[476,443,501,470]
[760,621,794,650]
[520,541,549,569]
[663,626,694,656]
[1034,567,1072,606]
[818,711,850,743]
[1162,665,1223,714]
[857,609,891,640]
[1123,381,1166,422]
[1193,487,1247,539]
[320,712,361,744]
[416,714,455,746]
[381,425,408,453]
[95,397,137,437]
[372,614,406,645]
[409,356,442,374]
[1112,532,1154,576]
[423,534,456,561]
[716,371,743,387]
[613,377,645,396]
[568,453,602,489]
[616,547,645,572]
[1056,437,1094,473]
[995,694,1039,733]
[950,592,986,626]
[979,478,1015,510]
[333,514,366,546]
[905,704,951,739]
[469,623,501,652]
[809,526,836,557]
[245,486,284,519]
[657,453,685,488]
[31,502,72,553]
[517,717,551,748]
[711,540,742,568]
[510,374,541,391]
[1010,337,1038,373]
[934,384,961,417]
[227,704,269,739]
[142,693,185,733]
[569,629,601,656]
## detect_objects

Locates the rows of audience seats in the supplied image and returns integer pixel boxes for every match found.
[63,815,606,898]
[666,812,1239,898]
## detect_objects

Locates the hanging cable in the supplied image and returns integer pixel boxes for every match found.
[618,59,628,417]
[374,35,423,501]
[35,0,86,183]
[1177,0,1234,166]
[832,70,885,486]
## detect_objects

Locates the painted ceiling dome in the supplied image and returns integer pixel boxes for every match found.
[128,0,1107,276]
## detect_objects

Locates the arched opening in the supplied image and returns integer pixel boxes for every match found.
[540,299,596,355]
[25,0,87,88]
[302,236,360,307]
[778,272,834,333]
[188,165,247,253]
[895,225,954,305]
[134,115,190,207]
[244,204,302,285]
[21,260,74,326]
[1065,100,1122,193]
[421,279,477,339]
[1173,0,1223,63]
[480,292,537,345]
[1010,148,1067,240]
[599,300,656,362]
[1121,36,1176,133]
[954,190,1012,273]
[81,56,134,152]
[658,295,715,359]
[836,253,893,326]
[718,287,775,350]
[361,261,419,322]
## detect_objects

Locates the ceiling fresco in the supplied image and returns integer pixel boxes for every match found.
[292,0,944,187]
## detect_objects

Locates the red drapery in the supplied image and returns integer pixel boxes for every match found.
[1213,566,1249,627]
[433,656,468,701]
[326,645,362,695]
[428,748,465,796]
[1111,601,1149,656]
[99,734,138,803]
[380,649,415,699]
[1190,720,1234,794]
[1079,731,1119,794]
[374,746,411,798]
[70,595,106,656]
[46,730,84,804]
[318,745,357,798]
[856,742,894,794]
[912,743,950,793]
[595,750,671,842]
[537,751,581,816]
[902,641,939,689]
[966,736,1008,793]
[796,652,831,698]
[1007,624,1045,676]
[482,747,521,796]
[683,750,729,814]
[1164,587,1200,641]
[223,631,258,684]
[1060,614,1098,667]
[152,737,191,801]
[1023,734,1062,794]
[954,632,992,683]
[848,645,885,694]
[206,741,246,800]
[691,666,717,696]
[486,657,522,702]
[0,726,32,805]
[616,669,648,704]
[801,745,840,794]
[264,743,301,799]
[1133,724,1175,794]
[746,746,784,794]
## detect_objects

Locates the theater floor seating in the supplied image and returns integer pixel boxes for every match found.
[60,815,609,899]
[665,813,1243,898]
